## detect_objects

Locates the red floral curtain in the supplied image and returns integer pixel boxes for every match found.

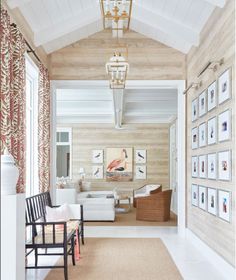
[0,9,26,193]
[38,63,50,193]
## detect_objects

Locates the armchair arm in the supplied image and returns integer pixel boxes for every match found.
[150,185,162,194]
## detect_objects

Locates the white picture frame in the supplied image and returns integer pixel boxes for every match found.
[218,68,231,105]
[198,186,207,211]
[218,150,231,181]
[199,90,207,117]
[218,110,231,142]
[218,190,231,222]
[92,149,104,164]
[207,117,217,145]
[192,98,198,122]
[199,155,207,179]
[191,184,198,207]
[207,188,217,216]
[135,165,146,179]
[207,153,217,180]
[207,81,217,111]
[92,165,104,179]
[192,156,198,178]
[199,122,206,147]
[135,150,146,164]
[191,127,198,149]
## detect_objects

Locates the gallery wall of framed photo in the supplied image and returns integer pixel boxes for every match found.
[190,68,233,223]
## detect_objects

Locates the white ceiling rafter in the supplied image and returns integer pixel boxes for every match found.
[34,7,100,47]
[132,3,199,46]
[203,0,226,8]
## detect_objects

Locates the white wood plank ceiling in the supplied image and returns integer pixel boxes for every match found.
[6,0,227,54]
[56,87,178,124]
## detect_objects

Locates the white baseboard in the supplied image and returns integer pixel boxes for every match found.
[186,229,235,279]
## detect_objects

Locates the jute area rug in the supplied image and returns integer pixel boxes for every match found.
[45,238,183,280]
[85,207,177,226]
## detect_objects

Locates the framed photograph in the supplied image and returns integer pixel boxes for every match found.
[207,188,217,216]
[191,184,198,207]
[192,156,198,178]
[199,155,207,178]
[199,91,207,117]
[192,98,198,122]
[92,149,103,164]
[135,165,146,179]
[198,186,207,211]
[218,68,231,105]
[218,190,231,222]
[135,150,146,164]
[207,81,217,111]
[207,117,217,145]
[191,127,198,149]
[92,165,103,179]
[106,148,133,182]
[199,122,206,147]
[218,110,231,142]
[207,153,217,180]
[218,150,231,181]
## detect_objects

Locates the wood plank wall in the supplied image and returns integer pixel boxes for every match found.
[57,124,170,191]
[49,30,185,80]
[186,0,235,266]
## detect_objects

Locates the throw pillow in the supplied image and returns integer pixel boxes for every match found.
[46,204,72,222]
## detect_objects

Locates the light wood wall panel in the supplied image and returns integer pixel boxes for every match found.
[186,0,235,266]
[49,30,185,80]
[57,124,170,191]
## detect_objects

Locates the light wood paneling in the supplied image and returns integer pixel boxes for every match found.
[57,124,170,191]
[186,0,235,266]
[49,30,186,80]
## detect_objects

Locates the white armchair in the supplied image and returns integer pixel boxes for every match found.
[133,184,162,207]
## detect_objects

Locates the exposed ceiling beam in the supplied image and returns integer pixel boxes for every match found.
[132,3,199,47]
[34,7,100,47]
[7,0,31,9]
[203,0,226,8]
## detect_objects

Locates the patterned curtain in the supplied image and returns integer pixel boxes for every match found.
[0,9,26,193]
[38,63,50,193]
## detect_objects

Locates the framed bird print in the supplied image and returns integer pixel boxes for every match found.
[207,153,217,180]
[207,117,217,145]
[207,188,217,216]
[92,165,103,179]
[198,186,207,211]
[218,190,231,222]
[135,149,146,164]
[199,155,207,178]
[218,110,231,142]
[218,68,231,105]
[199,90,207,117]
[192,156,198,178]
[191,184,198,207]
[207,81,217,111]
[191,127,198,149]
[218,150,231,181]
[199,122,206,147]
[92,149,103,164]
[135,166,146,180]
[106,148,133,182]
[192,98,198,122]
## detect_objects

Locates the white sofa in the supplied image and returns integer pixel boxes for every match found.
[77,191,115,221]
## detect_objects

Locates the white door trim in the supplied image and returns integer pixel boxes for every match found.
[50,80,186,232]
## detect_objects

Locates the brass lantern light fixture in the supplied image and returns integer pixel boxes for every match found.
[106,52,129,89]
[100,0,133,37]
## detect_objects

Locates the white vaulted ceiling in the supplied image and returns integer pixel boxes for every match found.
[6,0,226,54]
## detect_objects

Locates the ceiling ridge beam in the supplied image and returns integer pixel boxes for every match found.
[203,0,226,8]
[132,3,199,46]
[34,6,101,47]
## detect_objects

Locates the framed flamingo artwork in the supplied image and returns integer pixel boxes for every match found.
[106,148,133,182]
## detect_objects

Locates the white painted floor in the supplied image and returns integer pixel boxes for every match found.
[26,226,233,280]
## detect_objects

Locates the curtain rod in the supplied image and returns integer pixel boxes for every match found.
[10,22,41,64]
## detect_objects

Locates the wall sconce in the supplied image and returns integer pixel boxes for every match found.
[198,58,224,77]
[183,81,202,95]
